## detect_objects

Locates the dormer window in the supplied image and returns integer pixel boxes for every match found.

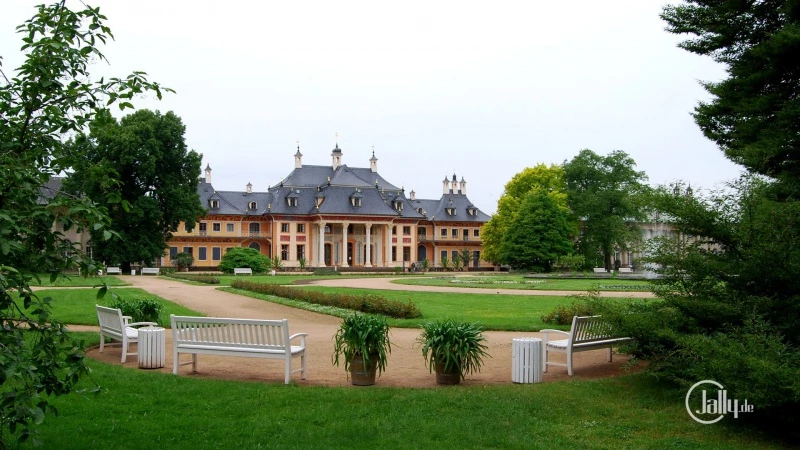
[446,207,456,216]
[393,200,403,212]
[350,189,363,207]
[288,198,298,207]
[417,207,425,215]
[209,200,219,209]
[248,201,257,210]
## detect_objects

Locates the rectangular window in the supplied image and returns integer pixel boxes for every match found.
[463,229,469,238]
[452,229,459,238]
[198,223,207,235]
[297,224,305,233]
[183,246,193,256]
[169,247,178,259]
[403,226,411,236]
[184,223,191,232]
[297,245,305,260]
[392,247,397,262]
[452,251,459,262]
[212,223,221,232]
[226,223,234,232]
[281,223,290,233]
[212,247,221,261]
[281,245,289,261]
[403,247,411,262]
[198,247,207,261]
[440,228,447,237]
[392,226,397,235]
[474,229,480,237]
[473,251,480,266]
[441,250,447,262]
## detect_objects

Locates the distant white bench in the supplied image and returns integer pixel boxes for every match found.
[541,315,630,376]
[141,267,160,275]
[234,267,253,275]
[618,267,633,273]
[106,267,122,275]
[170,315,308,384]
[593,268,606,273]
[96,305,157,363]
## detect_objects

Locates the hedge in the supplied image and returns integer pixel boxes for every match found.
[165,273,221,284]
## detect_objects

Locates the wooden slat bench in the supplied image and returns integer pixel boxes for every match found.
[170,315,308,384]
[234,267,253,275]
[106,267,122,275]
[618,267,633,273]
[593,268,607,273]
[140,267,160,275]
[541,315,630,376]
[96,305,158,363]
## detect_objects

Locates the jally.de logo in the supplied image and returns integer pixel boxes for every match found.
[685,380,754,424]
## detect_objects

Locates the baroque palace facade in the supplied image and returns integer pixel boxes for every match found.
[166,145,494,270]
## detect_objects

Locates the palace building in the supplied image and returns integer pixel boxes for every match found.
[165,145,493,270]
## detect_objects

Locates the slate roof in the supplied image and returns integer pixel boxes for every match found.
[38,177,64,204]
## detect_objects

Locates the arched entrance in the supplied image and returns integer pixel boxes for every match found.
[417,245,427,262]
[248,242,261,252]
[324,243,332,266]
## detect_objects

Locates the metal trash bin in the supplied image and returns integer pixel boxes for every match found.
[512,338,543,383]
[138,326,166,369]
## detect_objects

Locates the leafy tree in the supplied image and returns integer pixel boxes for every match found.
[483,164,569,265]
[499,190,574,271]
[0,2,169,446]
[66,109,205,272]
[218,248,270,273]
[440,255,450,271]
[459,248,472,270]
[597,0,800,423]
[563,149,648,270]
[271,255,284,271]
[172,252,194,271]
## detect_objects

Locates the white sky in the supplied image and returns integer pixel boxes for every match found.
[1,0,742,214]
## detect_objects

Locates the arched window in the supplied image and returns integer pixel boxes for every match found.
[248,201,257,210]
[248,242,261,252]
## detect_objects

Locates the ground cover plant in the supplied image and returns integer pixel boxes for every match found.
[27,289,201,325]
[30,273,128,287]
[393,275,652,292]
[26,339,783,449]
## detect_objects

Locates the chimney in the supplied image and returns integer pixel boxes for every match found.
[459,176,466,195]
[294,143,303,169]
[451,173,458,193]
[332,143,342,170]
[204,164,212,184]
[409,189,416,201]
[369,150,378,173]
[246,182,252,194]
[442,176,449,195]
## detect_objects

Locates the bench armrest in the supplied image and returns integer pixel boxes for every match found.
[540,329,570,345]
[289,333,308,348]
[127,321,158,328]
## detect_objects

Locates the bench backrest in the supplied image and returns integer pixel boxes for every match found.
[171,315,291,351]
[234,268,252,274]
[570,315,618,344]
[97,305,125,337]
[141,268,160,275]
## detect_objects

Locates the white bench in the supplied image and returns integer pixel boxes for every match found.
[541,315,630,376]
[141,267,160,275]
[96,305,158,363]
[106,267,122,275]
[170,315,308,384]
[593,268,606,273]
[618,267,633,273]
[234,267,253,275]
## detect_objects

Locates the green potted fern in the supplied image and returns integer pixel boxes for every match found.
[332,313,391,386]
[418,319,489,385]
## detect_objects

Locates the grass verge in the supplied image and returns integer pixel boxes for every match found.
[393,275,652,291]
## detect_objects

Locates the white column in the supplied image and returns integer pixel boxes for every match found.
[341,222,349,267]
[365,223,372,267]
[317,221,326,267]
[385,224,392,266]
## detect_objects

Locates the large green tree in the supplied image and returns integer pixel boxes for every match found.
[0,2,169,446]
[482,164,570,266]
[563,149,648,270]
[598,0,800,423]
[67,109,204,272]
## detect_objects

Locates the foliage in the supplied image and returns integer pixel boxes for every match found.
[108,296,164,325]
[332,313,391,376]
[65,109,204,272]
[458,249,472,270]
[172,252,193,270]
[417,320,489,380]
[218,248,270,273]
[563,149,648,270]
[440,255,450,271]
[421,258,429,271]
[164,272,220,284]
[483,164,569,265]
[0,2,169,446]
[312,267,341,276]
[271,255,283,271]
[540,300,596,325]
[231,280,422,319]
[499,190,574,271]
[298,257,307,270]
[553,254,586,272]
[452,253,463,271]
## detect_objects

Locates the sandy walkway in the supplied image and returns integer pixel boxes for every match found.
[84,276,641,387]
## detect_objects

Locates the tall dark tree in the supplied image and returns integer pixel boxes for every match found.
[598,0,800,423]
[563,149,648,270]
[67,110,205,272]
[0,2,169,446]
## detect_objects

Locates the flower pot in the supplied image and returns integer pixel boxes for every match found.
[435,362,461,385]
[349,353,377,386]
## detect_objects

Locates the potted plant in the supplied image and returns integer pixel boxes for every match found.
[173,252,193,272]
[417,319,489,385]
[332,313,391,386]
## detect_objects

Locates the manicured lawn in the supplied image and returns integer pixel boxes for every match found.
[223,286,639,331]
[30,288,202,326]
[27,335,780,450]
[30,273,129,287]
[393,275,653,291]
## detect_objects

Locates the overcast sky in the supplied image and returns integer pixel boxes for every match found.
[2,0,742,214]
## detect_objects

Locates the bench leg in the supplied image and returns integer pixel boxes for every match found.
[192,353,197,373]
[173,347,179,375]
[608,347,612,362]
[542,347,548,373]
[567,349,573,376]
[301,351,307,380]
[284,356,291,384]
[121,337,128,363]
[99,332,105,353]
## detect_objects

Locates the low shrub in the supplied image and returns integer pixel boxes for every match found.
[540,301,595,325]
[219,248,270,273]
[313,268,341,276]
[231,281,421,319]
[165,273,221,284]
[108,296,164,325]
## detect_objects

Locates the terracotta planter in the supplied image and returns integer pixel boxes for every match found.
[435,362,461,385]
[349,353,378,386]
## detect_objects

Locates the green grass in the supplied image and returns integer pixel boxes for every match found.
[26,336,781,450]
[30,288,202,326]
[222,286,639,331]
[30,273,129,287]
[394,275,653,291]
